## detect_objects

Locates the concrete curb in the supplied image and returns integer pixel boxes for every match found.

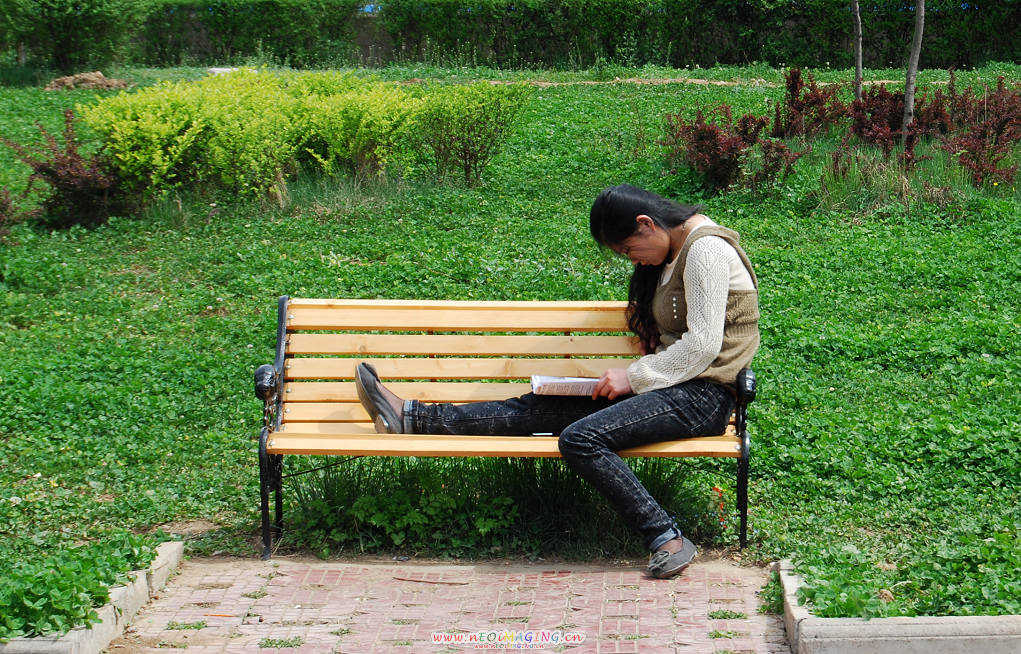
[0,541,184,654]
[775,559,1021,654]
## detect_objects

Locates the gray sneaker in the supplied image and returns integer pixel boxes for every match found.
[647,537,697,579]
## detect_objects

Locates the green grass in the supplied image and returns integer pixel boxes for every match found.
[258,636,304,648]
[0,63,1019,633]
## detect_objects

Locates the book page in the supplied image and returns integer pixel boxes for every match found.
[531,375,599,396]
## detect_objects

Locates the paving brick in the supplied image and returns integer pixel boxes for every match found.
[109,557,790,653]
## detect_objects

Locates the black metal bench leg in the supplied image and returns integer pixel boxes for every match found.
[273,454,284,539]
[259,427,274,560]
[737,431,750,549]
[737,455,748,549]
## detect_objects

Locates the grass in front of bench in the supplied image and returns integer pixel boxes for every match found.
[1,63,1019,622]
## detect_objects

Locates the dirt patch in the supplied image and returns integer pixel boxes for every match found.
[45,71,129,91]
[155,519,219,537]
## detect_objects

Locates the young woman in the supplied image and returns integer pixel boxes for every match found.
[355,183,759,578]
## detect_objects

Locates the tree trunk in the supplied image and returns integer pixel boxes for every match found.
[17,41,26,65]
[852,0,863,102]
[902,0,925,146]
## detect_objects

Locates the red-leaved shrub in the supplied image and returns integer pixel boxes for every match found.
[748,139,810,188]
[662,106,750,194]
[772,68,847,138]
[941,77,1021,186]
[662,105,807,194]
[0,110,125,229]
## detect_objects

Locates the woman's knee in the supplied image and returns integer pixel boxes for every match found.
[558,423,597,460]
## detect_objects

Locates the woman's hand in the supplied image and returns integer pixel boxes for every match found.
[593,368,633,400]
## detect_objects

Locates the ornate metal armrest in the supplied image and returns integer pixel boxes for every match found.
[255,364,277,402]
[736,368,756,406]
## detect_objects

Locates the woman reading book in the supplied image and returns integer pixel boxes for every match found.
[355,183,759,578]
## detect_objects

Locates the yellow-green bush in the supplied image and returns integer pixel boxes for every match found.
[281,70,373,98]
[83,70,298,198]
[294,84,422,178]
[418,82,532,185]
[80,71,525,200]
[80,81,207,197]
[192,71,298,195]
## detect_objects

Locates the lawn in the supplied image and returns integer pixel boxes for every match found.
[1,62,1019,632]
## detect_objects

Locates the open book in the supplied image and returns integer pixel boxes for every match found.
[530,375,599,396]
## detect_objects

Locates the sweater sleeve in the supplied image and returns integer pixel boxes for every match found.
[626,236,732,393]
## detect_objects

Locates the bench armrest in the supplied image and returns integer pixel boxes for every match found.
[255,364,278,401]
[736,368,756,405]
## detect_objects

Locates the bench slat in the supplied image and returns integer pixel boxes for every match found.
[286,307,628,332]
[283,402,367,422]
[286,334,638,356]
[281,404,742,426]
[287,299,628,311]
[283,357,634,381]
[277,418,735,432]
[266,432,742,458]
[284,381,532,402]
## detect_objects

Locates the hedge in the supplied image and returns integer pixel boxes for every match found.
[1,0,1019,72]
[79,70,532,198]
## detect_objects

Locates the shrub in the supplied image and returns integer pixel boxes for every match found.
[295,84,423,178]
[771,68,847,139]
[941,78,1021,187]
[663,103,809,195]
[80,81,207,198]
[0,110,124,229]
[747,138,809,189]
[850,85,904,157]
[83,70,299,198]
[0,186,21,230]
[418,82,531,185]
[663,106,749,194]
[281,70,371,98]
[192,71,298,195]
[83,70,429,198]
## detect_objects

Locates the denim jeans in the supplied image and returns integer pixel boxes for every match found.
[403,378,735,552]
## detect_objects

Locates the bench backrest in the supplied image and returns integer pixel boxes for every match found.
[273,297,639,427]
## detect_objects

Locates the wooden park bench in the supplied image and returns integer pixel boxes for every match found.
[254,297,756,560]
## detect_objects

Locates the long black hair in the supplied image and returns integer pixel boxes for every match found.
[589,184,699,352]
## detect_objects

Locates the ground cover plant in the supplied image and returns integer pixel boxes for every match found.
[0,63,1019,639]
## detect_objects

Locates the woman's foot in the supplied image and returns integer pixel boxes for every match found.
[647,536,697,579]
[355,363,405,433]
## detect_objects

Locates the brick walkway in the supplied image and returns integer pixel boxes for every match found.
[110,555,790,653]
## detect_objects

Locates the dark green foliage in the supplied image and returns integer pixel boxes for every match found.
[0,0,152,72]
[138,0,363,66]
[0,531,160,641]
[377,0,1020,70]
[4,1,1017,71]
[0,110,124,228]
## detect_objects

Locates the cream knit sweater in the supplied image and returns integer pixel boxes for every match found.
[626,221,755,394]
